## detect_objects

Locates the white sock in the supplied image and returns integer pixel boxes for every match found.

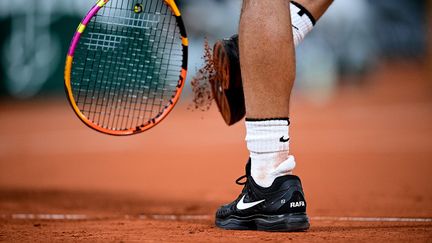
[245,119,296,188]
[290,1,315,47]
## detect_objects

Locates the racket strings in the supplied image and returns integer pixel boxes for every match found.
[77,0,176,128]
[71,0,183,131]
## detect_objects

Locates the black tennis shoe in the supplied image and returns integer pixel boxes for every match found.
[215,159,310,231]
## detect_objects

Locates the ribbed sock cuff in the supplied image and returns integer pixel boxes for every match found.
[245,118,290,154]
[290,1,315,46]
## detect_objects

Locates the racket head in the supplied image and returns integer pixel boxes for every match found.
[64,0,188,136]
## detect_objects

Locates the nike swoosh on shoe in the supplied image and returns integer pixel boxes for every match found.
[236,195,265,210]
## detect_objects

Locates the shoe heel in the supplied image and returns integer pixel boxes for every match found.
[256,213,310,232]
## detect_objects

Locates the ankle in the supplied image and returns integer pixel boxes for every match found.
[245,118,296,188]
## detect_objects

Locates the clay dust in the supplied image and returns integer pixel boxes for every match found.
[188,38,216,112]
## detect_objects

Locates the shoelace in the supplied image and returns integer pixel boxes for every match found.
[235,175,247,185]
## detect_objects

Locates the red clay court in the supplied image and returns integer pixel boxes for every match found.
[0,62,431,241]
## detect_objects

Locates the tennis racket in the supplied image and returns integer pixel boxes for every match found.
[64,0,188,135]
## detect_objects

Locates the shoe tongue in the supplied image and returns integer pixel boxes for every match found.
[245,158,251,176]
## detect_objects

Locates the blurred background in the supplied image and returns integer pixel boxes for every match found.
[0,0,431,236]
[0,0,429,100]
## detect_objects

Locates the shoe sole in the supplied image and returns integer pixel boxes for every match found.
[215,213,310,232]
[211,40,245,126]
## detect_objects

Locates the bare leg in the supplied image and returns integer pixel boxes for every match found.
[239,0,334,187]
[240,0,295,118]
[209,0,333,125]
[239,0,334,119]
[240,0,298,187]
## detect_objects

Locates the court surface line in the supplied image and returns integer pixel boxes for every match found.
[1,214,432,223]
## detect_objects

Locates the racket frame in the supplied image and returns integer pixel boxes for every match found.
[64,0,188,136]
